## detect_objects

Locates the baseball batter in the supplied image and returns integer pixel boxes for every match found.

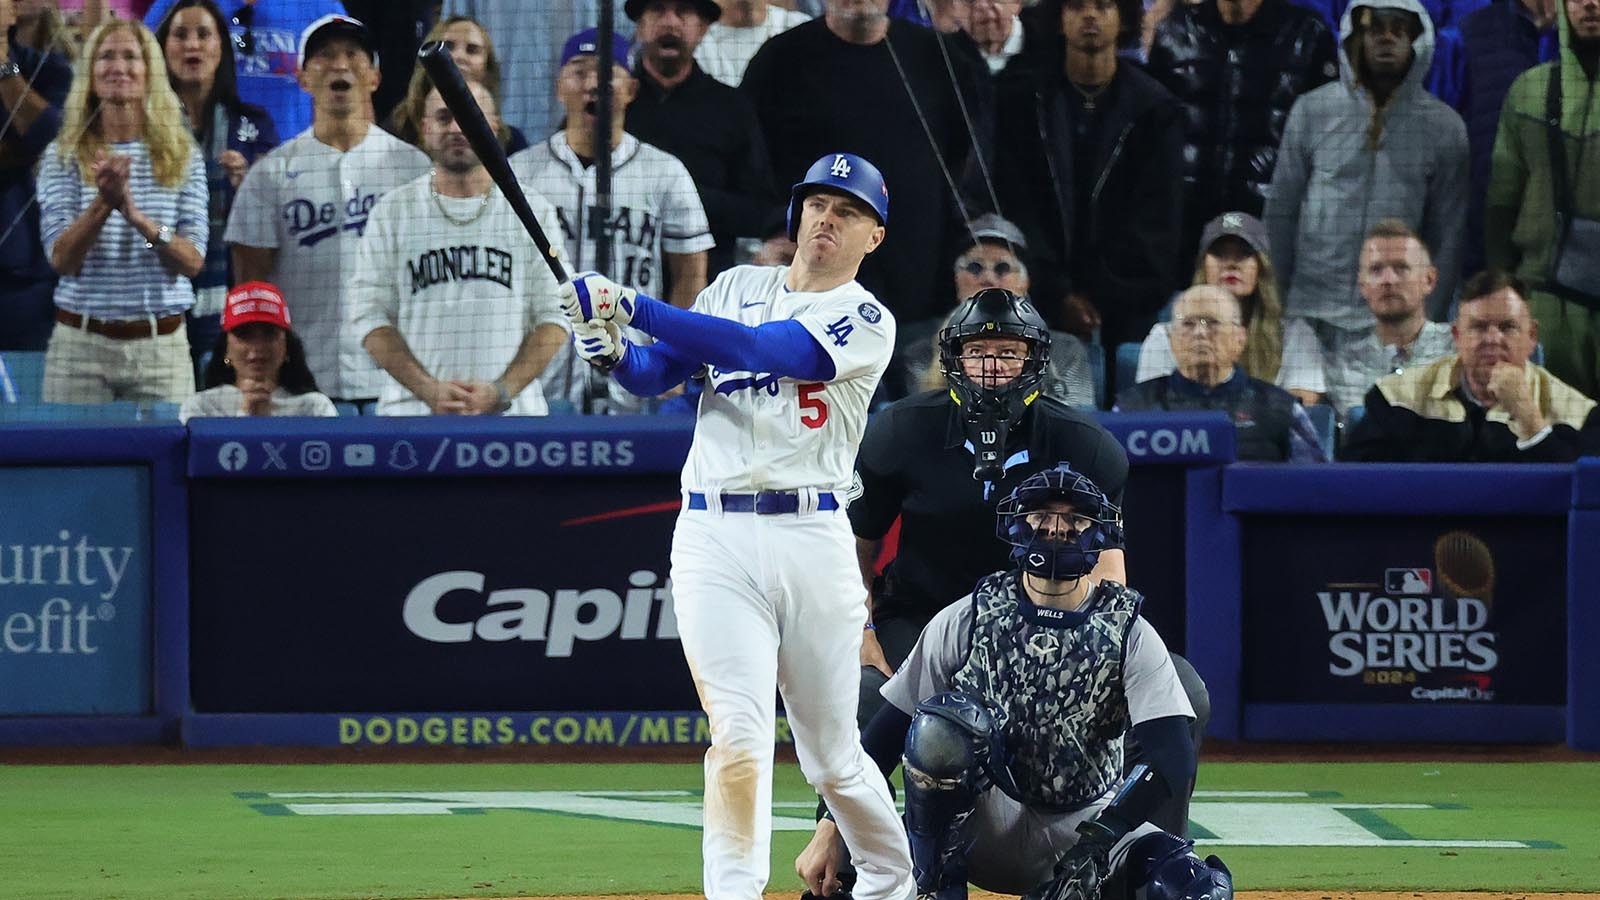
[349,81,570,416]
[563,153,913,900]
[796,466,1232,900]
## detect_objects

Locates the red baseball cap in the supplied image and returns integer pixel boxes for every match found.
[223,282,292,332]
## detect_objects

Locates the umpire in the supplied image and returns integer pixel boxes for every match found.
[847,287,1209,835]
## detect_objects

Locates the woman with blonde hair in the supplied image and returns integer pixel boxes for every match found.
[36,18,207,404]
[387,15,529,154]
[1135,211,1325,405]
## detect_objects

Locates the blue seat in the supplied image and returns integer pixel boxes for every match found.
[333,400,362,417]
[1085,342,1106,409]
[141,401,182,421]
[0,350,46,403]
[0,401,145,422]
[1113,342,1142,403]
[1346,404,1367,429]
[1304,402,1337,461]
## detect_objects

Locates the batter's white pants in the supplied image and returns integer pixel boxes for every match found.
[671,503,913,900]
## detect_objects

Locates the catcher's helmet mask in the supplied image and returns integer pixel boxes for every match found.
[997,464,1123,582]
[940,288,1051,482]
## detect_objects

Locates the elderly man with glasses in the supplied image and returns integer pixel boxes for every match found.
[1114,284,1325,461]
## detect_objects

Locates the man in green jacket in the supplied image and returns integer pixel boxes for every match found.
[1486,0,1600,398]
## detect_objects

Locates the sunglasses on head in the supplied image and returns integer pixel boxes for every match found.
[230,4,255,57]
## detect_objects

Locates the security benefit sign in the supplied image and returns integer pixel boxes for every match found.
[0,467,151,715]
[1241,516,1565,704]
[188,475,689,713]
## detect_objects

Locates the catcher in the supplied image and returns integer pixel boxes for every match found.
[796,464,1234,900]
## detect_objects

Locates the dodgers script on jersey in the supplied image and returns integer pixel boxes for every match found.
[224,126,430,399]
[680,265,896,493]
[346,176,570,416]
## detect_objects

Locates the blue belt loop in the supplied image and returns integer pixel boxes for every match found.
[686,490,839,514]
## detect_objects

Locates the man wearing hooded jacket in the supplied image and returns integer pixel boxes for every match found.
[1486,0,1600,398]
[1264,0,1469,341]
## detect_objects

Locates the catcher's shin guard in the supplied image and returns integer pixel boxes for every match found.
[902,694,997,900]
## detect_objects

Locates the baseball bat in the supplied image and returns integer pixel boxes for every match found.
[416,41,570,285]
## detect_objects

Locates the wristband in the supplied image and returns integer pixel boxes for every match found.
[491,378,512,414]
[864,623,876,631]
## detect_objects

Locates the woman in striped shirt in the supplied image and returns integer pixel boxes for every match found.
[37,18,207,405]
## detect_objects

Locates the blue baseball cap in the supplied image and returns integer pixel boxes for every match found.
[559,28,632,68]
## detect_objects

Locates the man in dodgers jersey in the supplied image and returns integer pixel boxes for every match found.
[225,14,430,408]
[510,27,713,413]
[563,152,913,900]
[349,80,569,416]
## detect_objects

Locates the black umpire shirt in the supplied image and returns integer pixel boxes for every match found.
[625,62,780,278]
[850,391,1129,626]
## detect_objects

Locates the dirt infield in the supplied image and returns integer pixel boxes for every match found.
[468,894,1600,900]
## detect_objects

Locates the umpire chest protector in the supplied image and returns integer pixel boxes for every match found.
[952,571,1140,810]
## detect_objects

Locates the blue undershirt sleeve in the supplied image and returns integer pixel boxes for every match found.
[631,294,836,381]
[610,339,702,397]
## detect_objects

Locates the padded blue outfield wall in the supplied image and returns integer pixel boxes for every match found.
[0,413,1594,750]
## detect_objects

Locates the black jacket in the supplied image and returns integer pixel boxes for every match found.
[1145,0,1337,263]
[990,15,1185,346]
[627,63,780,278]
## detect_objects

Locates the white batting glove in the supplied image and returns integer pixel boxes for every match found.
[558,271,638,326]
[572,319,626,372]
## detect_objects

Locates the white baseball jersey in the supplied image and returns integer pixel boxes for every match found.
[510,132,714,414]
[347,175,570,416]
[680,264,896,494]
[224,125,431,399]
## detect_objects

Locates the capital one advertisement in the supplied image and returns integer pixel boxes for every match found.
[1241,515,1565,705]
[188,476,694,712]
[0,467,152,715]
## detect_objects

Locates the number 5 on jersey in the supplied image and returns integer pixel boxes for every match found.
[799,383,829,429]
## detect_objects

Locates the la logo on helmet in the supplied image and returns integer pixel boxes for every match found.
[830,155,852,178]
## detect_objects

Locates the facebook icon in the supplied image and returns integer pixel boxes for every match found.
[218,441,249,472]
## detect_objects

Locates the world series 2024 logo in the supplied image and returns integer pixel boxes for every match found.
[1315,530,1499,701]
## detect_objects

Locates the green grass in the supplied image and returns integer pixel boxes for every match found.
[0,761,1595,899]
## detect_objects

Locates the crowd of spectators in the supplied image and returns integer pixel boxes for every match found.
[0,0,1597,459]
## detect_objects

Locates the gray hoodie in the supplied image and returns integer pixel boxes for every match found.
[1264,0,1469,331]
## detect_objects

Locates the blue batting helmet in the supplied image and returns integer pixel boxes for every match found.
[786,152,889,240]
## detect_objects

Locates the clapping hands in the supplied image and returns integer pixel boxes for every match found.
[92,150,132,213]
